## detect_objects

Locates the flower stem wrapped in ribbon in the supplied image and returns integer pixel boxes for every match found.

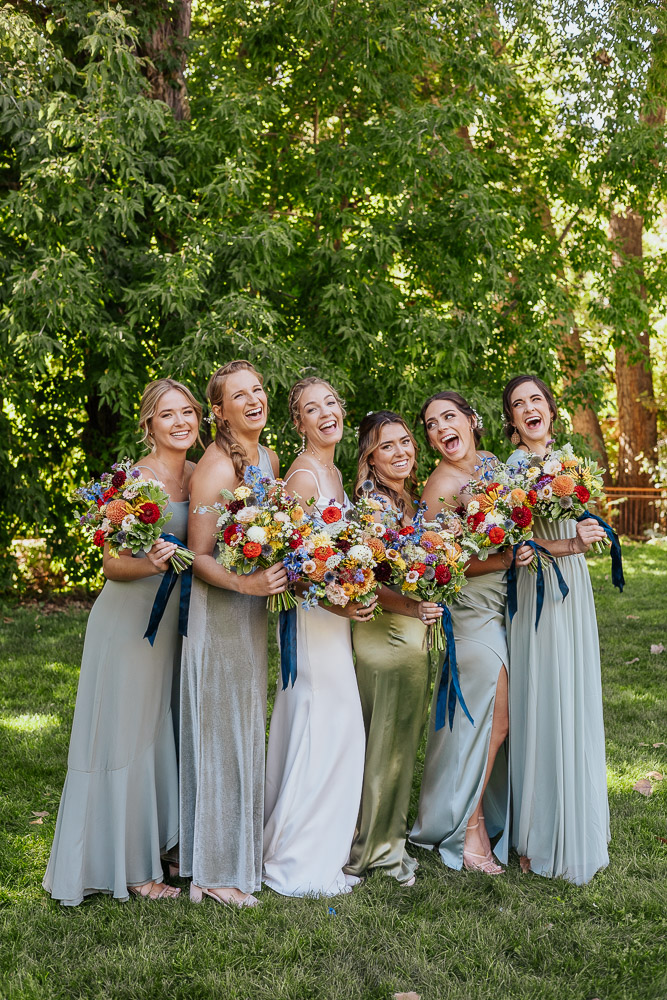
[144,534,193,646]
[506,540,569,630]
[576,512,625,592]
[435,604,473,731]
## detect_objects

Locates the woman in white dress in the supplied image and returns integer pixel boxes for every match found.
[263,377,375,897]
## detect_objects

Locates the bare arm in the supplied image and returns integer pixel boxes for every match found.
[532,519,607,558]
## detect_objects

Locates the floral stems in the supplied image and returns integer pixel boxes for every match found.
[267,589,298,613]
[169,547,195,574]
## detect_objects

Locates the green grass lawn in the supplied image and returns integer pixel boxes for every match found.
[1,543,666,1000]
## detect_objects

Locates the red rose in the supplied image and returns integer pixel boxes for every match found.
[102,487,118,502]
[314,545,334,560]
[510,506,532,528]
[468,511,485,531]
[243,541,262,558]
[93,529,106,547]
[321,506,342,524]
[111,470,127,489]
[573,485,590,503]
[435,565,452,585]
[399,525,415,536]
[223,524,242,545]
[138,502,161,525]
[413,562,426,576]
[488,526,505,545]
[288,533,303,549]
[527,489,538,506]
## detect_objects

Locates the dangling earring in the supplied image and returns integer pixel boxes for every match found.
[297,431,306,455]
[510,428,521,447]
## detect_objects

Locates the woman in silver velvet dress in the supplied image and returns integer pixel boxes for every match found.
[180,360,287,908]
[409,391,534,873]
[43,379,201,904]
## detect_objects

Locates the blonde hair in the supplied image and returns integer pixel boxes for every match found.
[207,359,265,481]
[287,376,346,431]
[139,378,203,450]
[354,410,418,516]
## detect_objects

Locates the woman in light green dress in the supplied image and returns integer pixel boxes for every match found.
[408,391,535,873]
[495,375,609,884]
[43,379,201,904]
[345,411,441,886]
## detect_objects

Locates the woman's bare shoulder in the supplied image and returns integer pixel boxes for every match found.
[190,444,236,496]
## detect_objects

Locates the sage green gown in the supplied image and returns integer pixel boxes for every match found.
[179,445,273,893]
[43,502,187,905]
[409,571,508,868]
[346,593,431,883]
[495,450,610,884]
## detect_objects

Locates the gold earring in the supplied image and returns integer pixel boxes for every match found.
[510,428,520,447]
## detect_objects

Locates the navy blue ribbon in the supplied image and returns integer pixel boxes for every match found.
[435,604,474,732]
[576,511,625,592]
[279,607,298,689]
[144,534,192,646]
[507,540,569,630]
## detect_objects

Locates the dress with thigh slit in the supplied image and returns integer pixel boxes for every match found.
[409,570,508,868]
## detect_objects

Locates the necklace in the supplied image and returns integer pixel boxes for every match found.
[305,447,337,474]
[153,455,186,493]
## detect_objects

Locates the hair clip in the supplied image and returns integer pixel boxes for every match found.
[204,411,215,424]
[471,407,484,430]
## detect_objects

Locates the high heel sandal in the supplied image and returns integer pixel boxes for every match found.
[462,819,504,875]
[189,883,259,908]
[128,879,180,899]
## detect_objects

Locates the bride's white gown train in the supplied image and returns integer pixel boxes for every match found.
[263,485,365,897]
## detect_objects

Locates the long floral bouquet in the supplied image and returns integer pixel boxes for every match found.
[382,503,468,651]
[207,465,311,612]
[73,459,194,572]
[456,463,536,559]
[513,443,607,541]
[288,493,388,612]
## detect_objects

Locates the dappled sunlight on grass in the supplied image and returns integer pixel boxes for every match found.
[0,713,60,734]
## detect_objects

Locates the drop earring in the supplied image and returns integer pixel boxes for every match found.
[510,428,521,447]
[297,432,306,455]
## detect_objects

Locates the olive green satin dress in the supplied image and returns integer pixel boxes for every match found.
[346,595,431,883]
[409,571,508,868]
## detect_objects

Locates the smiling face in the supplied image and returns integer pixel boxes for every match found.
[297,382,344,449]
[216,368,268,436]
[370,422,416,486]
[508,380,554,451]
[423,399,477,463]
[149,388,200,453]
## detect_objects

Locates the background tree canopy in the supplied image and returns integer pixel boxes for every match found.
[2,0,667,590]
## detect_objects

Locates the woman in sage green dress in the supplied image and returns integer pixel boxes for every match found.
[345,411,442,886]
[409,391,535,873]
[43,379,201,904]
[180,360,287,908]
[495,375,609,884]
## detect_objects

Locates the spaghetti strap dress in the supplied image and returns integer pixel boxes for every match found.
[43,501,187,905]
[494,449,609,884]
[346,589,431,883]
[409,571,508,868]
[179,444,274,893]
[263,471,366,896]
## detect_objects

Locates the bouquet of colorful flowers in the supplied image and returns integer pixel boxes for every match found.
[381,504,468,651]
[73,459,194,572]
[293,493,388,612]
[516,443,606,527]
[205,465,311,612]
[456,466,536,559]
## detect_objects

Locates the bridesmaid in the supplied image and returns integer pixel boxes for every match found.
[180,359,287,908]
[43,378,201,903]
[495,374,609,883]
[409,390,534,873]
[345,411,442,886]
[263,377,373,897]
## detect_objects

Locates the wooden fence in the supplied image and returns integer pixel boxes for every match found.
[599,486,667,539]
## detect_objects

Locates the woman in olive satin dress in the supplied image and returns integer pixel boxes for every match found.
[345,411,442,885]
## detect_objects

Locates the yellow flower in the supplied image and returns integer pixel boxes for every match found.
[234,485,252,500]
[291,505,304,522]
[562,458,579,470]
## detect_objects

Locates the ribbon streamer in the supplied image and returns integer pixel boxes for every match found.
[279,607,298,690]
[144,533,193,646]
[507,539,569,631]
[435,604,474,732]
[576,511,625,592]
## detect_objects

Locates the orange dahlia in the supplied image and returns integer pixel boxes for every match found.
[552,474,575,497]
[365,537,386,558]
[420,530,445,550]
[510,488,527,505]
[105,499,128,526]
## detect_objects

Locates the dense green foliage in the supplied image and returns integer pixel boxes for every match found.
[1,543,666,998]
[2,1,667,589]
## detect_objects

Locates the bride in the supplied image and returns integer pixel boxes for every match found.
[262,376,375,897]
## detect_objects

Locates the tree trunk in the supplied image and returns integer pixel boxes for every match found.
[560,326,611,481]
[141,0,191,121]
[609,209,658,535]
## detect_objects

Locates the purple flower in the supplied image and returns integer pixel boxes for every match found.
[130,468,141,479]
[354,569,365,583]
[424,553,437,565]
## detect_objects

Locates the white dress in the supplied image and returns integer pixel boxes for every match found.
[262,476,366,896]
